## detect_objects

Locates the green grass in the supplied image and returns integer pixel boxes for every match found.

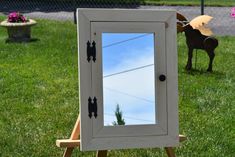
[0,17,234,157]
[143,0,235,7]
[56,0,235,7]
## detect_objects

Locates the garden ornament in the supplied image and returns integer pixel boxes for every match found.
[177,13,218,72]
[0,12,37,42]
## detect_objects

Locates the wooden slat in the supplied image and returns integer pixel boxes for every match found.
[56,139,80,148]
[56,115,81,157]
[70,116,81,140]
[165,147,176,157]
[96,150,108,157]
[63,148,74,157]
[179,134,187,142]
[164,135,186,157]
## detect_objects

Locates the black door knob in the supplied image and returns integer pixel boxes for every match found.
[159,75,166,81]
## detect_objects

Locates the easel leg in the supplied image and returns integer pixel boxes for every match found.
[164,135,187,157]
[96,150,108,157]
[165,147,176,157]
[61,115,80,157]
[70,116,80,140]
[63,148,74,157]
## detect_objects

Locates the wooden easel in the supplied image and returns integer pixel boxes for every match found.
[56,115,186,157]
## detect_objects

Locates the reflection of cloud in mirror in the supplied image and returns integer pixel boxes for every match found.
[102,33,154,74]
[102,37,156,126]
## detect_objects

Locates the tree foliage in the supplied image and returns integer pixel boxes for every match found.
[112,104,125,125]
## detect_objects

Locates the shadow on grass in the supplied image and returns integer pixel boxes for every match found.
[183,68,225,79]
[5,38,40,43]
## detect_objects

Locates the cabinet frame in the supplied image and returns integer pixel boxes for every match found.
[77,9,178,151]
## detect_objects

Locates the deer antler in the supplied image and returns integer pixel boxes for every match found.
[177,12,188,22]
[176,12,189,33]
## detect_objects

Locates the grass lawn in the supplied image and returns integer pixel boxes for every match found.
[0,17,234,157]
[143,0,235,7]
[81,0,235,7]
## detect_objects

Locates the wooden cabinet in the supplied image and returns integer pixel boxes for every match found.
[77,9,178,151]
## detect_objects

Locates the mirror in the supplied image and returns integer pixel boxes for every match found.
[102,33,156,126]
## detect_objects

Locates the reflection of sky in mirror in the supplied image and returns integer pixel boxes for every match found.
[102,33,156,126]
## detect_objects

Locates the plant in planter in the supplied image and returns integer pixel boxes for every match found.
[0,12,37,42]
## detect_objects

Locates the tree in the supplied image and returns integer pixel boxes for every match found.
[112,104,125,125]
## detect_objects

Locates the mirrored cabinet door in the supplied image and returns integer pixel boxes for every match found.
[91,22,167,137]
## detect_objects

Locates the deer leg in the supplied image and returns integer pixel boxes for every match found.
[186,48,193,71]
[206,50,215,72]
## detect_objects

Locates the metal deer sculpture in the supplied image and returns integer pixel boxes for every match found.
[177,13,219,72]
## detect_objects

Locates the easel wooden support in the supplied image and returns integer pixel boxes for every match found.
[56,115,187,157]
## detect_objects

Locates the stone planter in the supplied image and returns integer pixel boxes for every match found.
[0,19,37,42]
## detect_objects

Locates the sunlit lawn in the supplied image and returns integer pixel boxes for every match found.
[0,17,234,156]
[144,0,235,6]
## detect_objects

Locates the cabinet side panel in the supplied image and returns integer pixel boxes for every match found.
[77,10,93,151]
[166,12,179,143]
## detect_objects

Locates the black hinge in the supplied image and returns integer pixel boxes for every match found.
[88,97,97,118]
[87,41,96,62]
